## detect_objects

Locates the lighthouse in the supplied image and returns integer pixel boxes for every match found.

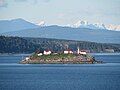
[77,46,87,55]
[77,46,80,54]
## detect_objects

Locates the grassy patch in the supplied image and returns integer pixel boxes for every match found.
[32,53,75,60]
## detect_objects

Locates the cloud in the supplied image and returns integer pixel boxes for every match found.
[58,13,66,18]
[14,0,28,2]
[34,0,51,3]
[14,0,50,3]
[34,0,50,3]
[42,0,50,3]
[0,0,8,7]
[0,0,50,8]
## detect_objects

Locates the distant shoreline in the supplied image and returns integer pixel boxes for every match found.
[90,53,120,55]
[0,53,31,56]
[1,36,120,54]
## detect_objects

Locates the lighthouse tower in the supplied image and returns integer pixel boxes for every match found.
[77,46,80,54]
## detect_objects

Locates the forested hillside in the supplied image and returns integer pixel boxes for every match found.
[0,36,120,53]
[0,36,40,53]
[3,25,120,43]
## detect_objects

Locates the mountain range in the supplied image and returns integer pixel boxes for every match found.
[72,20,120,31]
[0,18,38,33]
[0,18,120,44]
[73,20,106,29]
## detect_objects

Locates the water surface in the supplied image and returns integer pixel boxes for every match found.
[0,53,120,90]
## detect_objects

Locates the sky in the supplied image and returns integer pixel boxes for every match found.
[0,0,120,25]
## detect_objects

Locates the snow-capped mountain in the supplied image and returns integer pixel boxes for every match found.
[37,21,45,26]
[1,18,120,43]
[72,20,120,31]
[74,20,88,28]
[73,20,106,30]
[0,18,119,33]
[105,24,120,31]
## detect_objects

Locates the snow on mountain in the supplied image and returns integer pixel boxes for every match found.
[1,19,120,43]
[73,20,106,30]
[105,24,120,31]
[0,18,120,35]
[73,20,120,31]
[74,20,88,28]
[37,21,45,26]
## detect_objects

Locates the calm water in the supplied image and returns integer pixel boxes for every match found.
[0,53,120,90]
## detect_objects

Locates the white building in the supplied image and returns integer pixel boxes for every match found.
[64,50,73,54]
[79,51,87,55]
[25,57,29,61]
[37,53,43,56]
[105,49,114,53]
[44,50,51,55]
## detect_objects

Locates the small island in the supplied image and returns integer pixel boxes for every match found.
[20,47,103,64]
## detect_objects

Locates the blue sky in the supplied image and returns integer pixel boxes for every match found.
[0,0,120,25]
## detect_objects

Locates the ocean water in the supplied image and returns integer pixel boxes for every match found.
[0,53,120,90]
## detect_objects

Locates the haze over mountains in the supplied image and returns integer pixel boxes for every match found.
[0,18,120,44]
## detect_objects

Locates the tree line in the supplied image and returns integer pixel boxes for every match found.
[0,36,120,53]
